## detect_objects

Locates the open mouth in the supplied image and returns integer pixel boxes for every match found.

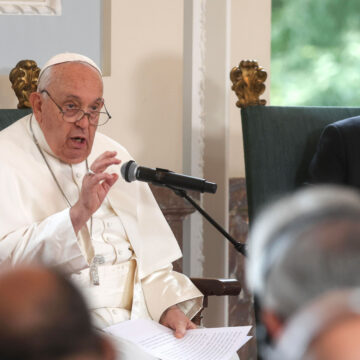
[70,136,87,148]
[71,136,86,144]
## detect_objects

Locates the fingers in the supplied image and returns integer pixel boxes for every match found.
[90,151,121,174]
[101,173,119,192]
[174,319,196,338]
[174,323,187,339]
[72,158,119,235]
[86,172,116,185]
[85,172,118,193]
[82,172,118,200]
[93,150,118,163]
[159,305,195,339]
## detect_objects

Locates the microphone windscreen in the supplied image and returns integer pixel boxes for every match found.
[121,160,138,182]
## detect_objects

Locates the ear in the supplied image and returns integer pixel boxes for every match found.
[29,92,43,124]
[261,310,285,340]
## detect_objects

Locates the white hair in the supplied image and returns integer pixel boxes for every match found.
[246,185,360,320]
[37,66,53,91]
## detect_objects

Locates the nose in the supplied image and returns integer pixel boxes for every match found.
[75,111,91,128]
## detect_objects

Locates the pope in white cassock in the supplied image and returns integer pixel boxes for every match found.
[0,53,204,359]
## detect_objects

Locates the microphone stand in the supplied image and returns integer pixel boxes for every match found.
[166,185,247,257]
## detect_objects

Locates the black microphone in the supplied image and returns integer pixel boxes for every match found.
[121,160,217,194]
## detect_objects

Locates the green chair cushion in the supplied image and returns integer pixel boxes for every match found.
[0,109,32,131]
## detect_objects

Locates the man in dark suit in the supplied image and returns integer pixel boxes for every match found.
[309,116,360,187]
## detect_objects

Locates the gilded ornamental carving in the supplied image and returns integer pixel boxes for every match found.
[230,60,267,108]
[9,60,40,109]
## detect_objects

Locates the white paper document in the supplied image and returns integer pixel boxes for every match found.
[104,318,252,360]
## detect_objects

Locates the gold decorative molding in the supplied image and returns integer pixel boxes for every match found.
[9,60,40,109]
[0,0,61,15]
[230,60,267,108]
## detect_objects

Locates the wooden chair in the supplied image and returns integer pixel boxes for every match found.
[230,60,360,223]
[1,59,242,325]
[230,59,360,360]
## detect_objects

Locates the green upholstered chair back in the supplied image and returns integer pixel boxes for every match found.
[242,105,360,223]
[0,109,32,131]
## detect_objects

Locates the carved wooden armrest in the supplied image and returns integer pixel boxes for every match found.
[190,277,241,325]
[190,277,241,297]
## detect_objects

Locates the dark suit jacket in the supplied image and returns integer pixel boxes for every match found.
[309,116,360,188]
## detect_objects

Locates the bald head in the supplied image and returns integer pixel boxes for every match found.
[308,315,360,360]
[272,289,360,360]
[0,267,60,336]
[0,266,113,360]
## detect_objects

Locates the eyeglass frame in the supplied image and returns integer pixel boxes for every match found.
[40,89,112,127]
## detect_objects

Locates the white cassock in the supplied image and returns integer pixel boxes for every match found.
[0,114,204,359]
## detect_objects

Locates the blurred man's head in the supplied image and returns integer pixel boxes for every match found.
[0,265,115,360]
[30,53,109,164]
[309,314,360,360]
[246,185,360,339]
[272,289,360,360]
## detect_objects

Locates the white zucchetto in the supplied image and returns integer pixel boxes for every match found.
[38,53,102,81]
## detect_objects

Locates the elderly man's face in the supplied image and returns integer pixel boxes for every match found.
[31,62,103,164]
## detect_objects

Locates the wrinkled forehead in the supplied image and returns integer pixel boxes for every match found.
[37,53,103,93]
[38,61,103,97]
[39,53,101,80]
[51,61,102,82]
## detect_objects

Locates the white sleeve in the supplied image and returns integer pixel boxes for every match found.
[141,265,203,322]
[0,208,88,273]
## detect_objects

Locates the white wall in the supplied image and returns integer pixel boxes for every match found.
[0,0,101,73]
[0,0,271,178]
[101,0,184,173]
[0,0,184,172]
[0,0,102,108]
[229,0,272,177]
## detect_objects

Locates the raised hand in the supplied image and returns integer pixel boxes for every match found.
[70,151,121,234]
[88,151,121,174]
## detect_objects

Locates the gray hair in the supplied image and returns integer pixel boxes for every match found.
[37,66,53,92]
[246,185,360,320]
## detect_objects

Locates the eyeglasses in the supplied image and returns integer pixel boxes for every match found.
[40,89,111,126]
